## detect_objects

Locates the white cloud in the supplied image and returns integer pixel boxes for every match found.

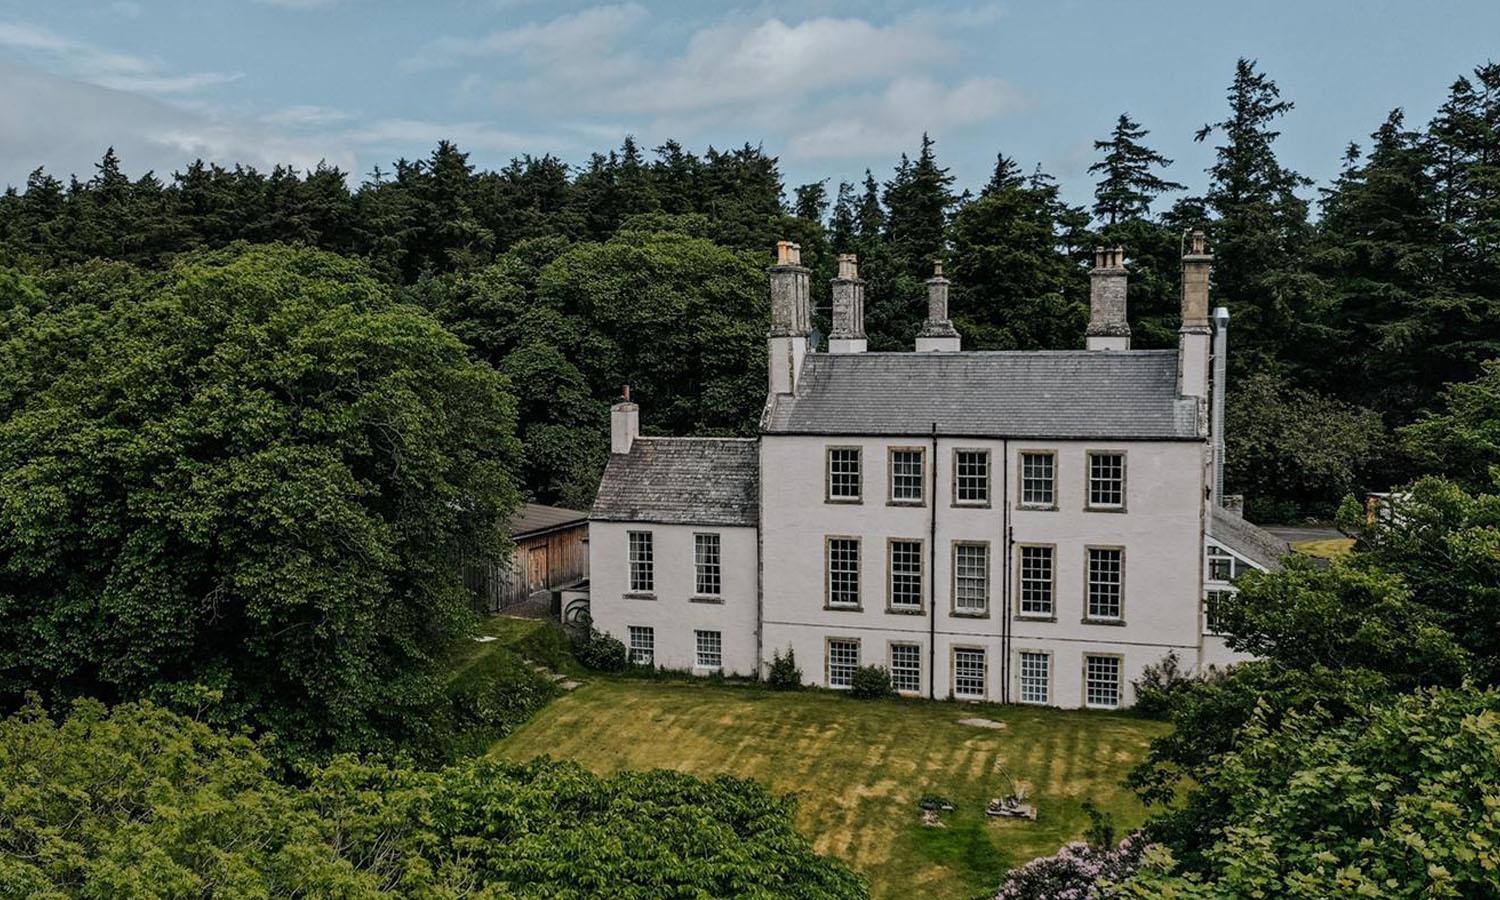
[402,3,647,72]
[253,0,351,9]
[789,76,1027,158]
[262,104,356,127]
[0,20,239,95]
[110,1,144,17]
[344,118,568,153]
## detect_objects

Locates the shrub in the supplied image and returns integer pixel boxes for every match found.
[995,833,1150,899]
[1131,651,1197,719]
[574,628,628,673]
[445,650,558,757]
[849,665,894,700]
[768,647,803,690]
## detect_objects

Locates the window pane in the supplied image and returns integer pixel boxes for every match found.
[1205,589,1233,634]
[1019,651,1049,704]
[1087,548,1123,619]
[889,540,923,609]
[1088,453,1125,508]
[1021,453,1055,506]
[891,449,924,502]
[828,448,861,500]
[628,531,654,592]
[955,450,989,503]
[628,626,654,665]
[828,538,861,606]
[1019,546,1053,616]
[828,640,859,688]
[1085,655,1121,708]
[695,630,722,669]
[695,533,722,596]
[954,543,988,613]
[954,648,986,698]
[890,644,922,693]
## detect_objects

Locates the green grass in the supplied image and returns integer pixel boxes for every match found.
[492,679,1168,899]
[1293,537,1356,559]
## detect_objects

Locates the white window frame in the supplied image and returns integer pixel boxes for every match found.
[693,532,722,598]
[889,642,922,694]
[826,536,862,609]
[1204,588,1234,635]
[952,646,987,699]
[1086,451,1126,511]
[627,530,654,594]
[1206,542,1253,583]
[1018,650,1051,705]
[953,448,990,506]
[1086,546,1125,622]
[1019,450,1056,509]
[827,638,860,689]
[887,538,924,612]
[888,447,926,505]
[1017,544,1055,618]
[826,446,862,503]
[627,626,654,666]
[1084,654,1122,709]
[694,629,722,672]
[952,541,989,615]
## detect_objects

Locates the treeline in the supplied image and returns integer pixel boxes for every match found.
[3,58,1499,517]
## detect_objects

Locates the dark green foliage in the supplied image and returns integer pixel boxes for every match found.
[767,646,803,690]
[1080,800,1116,849]
[1401,359,1500,490]
[1123,687,1500,897]
[0,698,868,899]
[1129,651,1198,720]
[444,646,558,758]
[574,629,628,673]
[0,245,521,759]
[849,665,893,700]
[1225,370,1388,519]
[1089,113,1185,225]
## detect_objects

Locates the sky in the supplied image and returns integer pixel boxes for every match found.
[0,1,1494,209]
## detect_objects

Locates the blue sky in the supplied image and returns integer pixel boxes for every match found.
[0,1,1493,209]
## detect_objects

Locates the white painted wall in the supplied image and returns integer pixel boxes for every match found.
[589,520,758,676]
[759,434,1207,707]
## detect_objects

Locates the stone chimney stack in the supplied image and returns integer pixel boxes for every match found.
[768,241,811,394]
[915,262,961,352]
[828,253,867,354]
[610,385,639,455]
[1085,247,1130,351]
[1178,229,1213,403]
[1211,306,1230,504]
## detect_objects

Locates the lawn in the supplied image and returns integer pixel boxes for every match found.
[1293,537,1356,559]
[492,678,1168,899]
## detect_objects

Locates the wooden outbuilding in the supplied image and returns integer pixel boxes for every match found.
[465,503,588,613]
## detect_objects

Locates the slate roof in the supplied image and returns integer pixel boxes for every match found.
[763,350,1200,440]
[508,503,588,538]
[1208,505,1290,571]
[591,437,759,527]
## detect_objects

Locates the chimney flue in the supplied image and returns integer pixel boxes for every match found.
[1086,246,1130,351]
[767,240,812,394]
[915,261,961,352]
[829,253,867,354]
[1178,229,1214,402]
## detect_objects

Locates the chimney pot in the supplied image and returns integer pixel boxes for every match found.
[837,253,859,280]
[776,240,802,266]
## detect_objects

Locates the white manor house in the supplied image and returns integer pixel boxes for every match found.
[588,233,1286,709]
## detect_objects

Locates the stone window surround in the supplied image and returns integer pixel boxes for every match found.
[1083,544,1126,625]
[1085,449,1128,512]
[951,447,991,508]
[825,445,863,504]
[887,445,927,507]
[950,540,990,618]
[825,534,862,610]
[1017,449,1058,511]
[826,636,861,689]
[1015,542,1056,621]
[1017,647,1052,705]
[950,643,988,700]
[1083,652,1125,709]
[886,536,926,614]
[888,640,923,695]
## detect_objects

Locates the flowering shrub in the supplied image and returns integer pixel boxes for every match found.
[995,833,1150,899]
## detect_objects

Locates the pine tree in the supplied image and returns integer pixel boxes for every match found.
[854,170,885,243]
[794,180,829,223]
[882,133,955,276]
[829,181,857,252]
[1196,58,1315,371]
[1089,113,1185,225]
